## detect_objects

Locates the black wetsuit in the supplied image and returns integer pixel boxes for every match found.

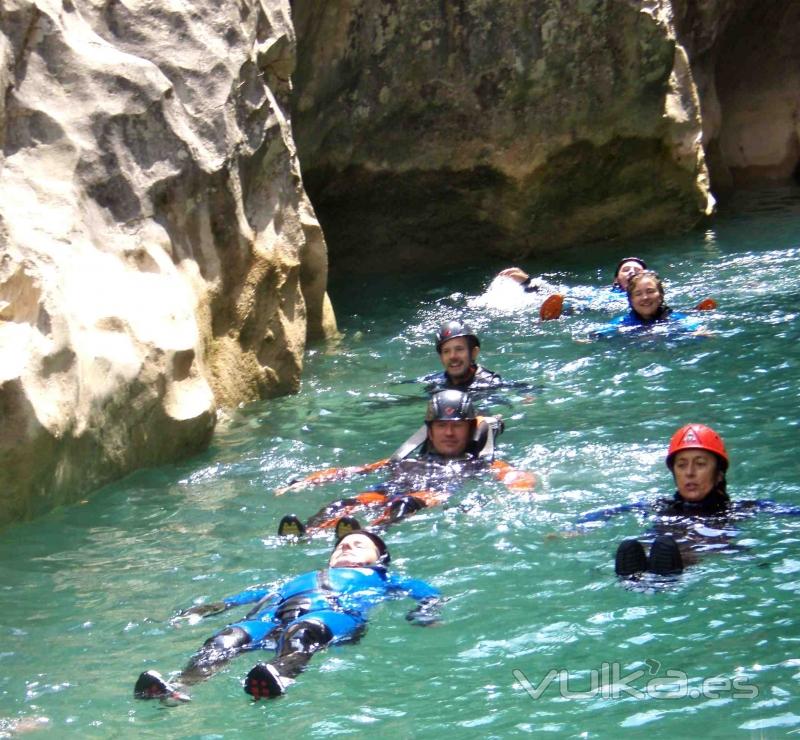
[578,491,800,559]
[423,365,503,394]
[305,451,496,529]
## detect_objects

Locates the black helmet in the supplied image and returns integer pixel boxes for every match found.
[435,320,480,352]
[425,390,476,423]
[336,530,390,566]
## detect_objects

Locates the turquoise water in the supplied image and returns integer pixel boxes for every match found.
[2,188,800,738]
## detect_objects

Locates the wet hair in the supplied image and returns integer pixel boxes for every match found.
[626,270,667,315]
[626,270,664,298]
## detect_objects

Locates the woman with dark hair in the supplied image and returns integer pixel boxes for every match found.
[133,531,440,703]
[613,424,731,576]
[610,256,648,292]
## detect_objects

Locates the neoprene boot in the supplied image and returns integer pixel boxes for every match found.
[614,539,648,576]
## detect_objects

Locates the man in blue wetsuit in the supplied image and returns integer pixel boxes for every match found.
[423,320,502,393]
[133,531,440,702]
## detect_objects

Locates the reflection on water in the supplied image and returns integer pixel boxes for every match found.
[1,188,800,736]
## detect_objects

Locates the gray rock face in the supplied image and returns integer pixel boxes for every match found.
[672,0,800,193]
[291,0,799,275]
[291,0,715,274]
[0,0,336,526]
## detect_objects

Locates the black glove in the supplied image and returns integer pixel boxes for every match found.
[174,601,228,620]
[406,597,441,626]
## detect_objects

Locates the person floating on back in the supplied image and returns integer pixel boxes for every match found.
[133,531,440,703]
[276,389,535,538]
[493,256,649,319]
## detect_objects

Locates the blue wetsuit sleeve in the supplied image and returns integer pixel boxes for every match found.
[223,586,276,608]
[575,500,651,524]
[741,500,800,516]
[589,314,628,339]
[384,572,443,626]
[670,312,702,332]
[385,572,440,601]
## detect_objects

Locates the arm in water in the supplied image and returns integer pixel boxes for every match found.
[276,457,391,495]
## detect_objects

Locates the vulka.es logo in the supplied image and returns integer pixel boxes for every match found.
[513,661,758,701]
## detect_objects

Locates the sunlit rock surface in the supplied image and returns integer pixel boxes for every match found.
[291,1,742,274]
[0,0,336,525]
[672,0,800,193]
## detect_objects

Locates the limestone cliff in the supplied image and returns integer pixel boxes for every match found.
[291,0,780,274]
[0,0,336,526]
[671,0,800,193]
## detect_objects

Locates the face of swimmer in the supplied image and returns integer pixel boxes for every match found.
[671,449,724,503]
[329,533,381,568]
[615,260,645,290]
[438,337,479,383]
[427,419,471,457]
[628,273,664,320]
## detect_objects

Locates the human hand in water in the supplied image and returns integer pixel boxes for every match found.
[171,601,228,625]
[406,597,442,626]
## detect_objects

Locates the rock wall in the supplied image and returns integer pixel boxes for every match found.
[291,0,714,275]
[0,0,336,527]
[671,0,800,193]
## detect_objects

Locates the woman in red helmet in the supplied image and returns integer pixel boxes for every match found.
[613,424,730,577]
[576,424,800,579]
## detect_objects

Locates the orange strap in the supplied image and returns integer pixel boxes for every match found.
[312,509,359,531]
[279,458,391,493]
[490,460,537,491]
[306,491,390,532]
[355,491,391,505]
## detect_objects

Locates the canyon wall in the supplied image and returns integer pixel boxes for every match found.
[671,0,800,193]
[291,0,714,274]
[0,0,336,526]
[291,0,799,275]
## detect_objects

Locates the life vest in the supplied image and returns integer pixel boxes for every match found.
[389,415,504,463]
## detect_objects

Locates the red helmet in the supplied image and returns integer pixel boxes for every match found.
[666,424,728,471]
